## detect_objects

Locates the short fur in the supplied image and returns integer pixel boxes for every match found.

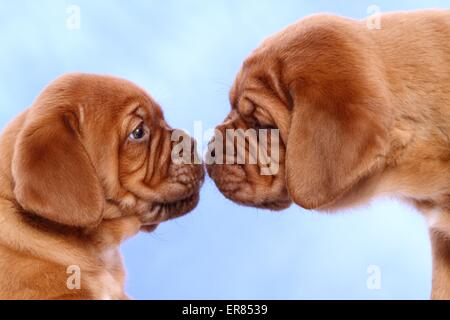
[207,10,450,299]
[0,73,204,299]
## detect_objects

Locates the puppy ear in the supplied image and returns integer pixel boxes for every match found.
[12,107,104,228]
[285,79,390,210]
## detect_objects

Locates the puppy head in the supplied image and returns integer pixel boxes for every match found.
[12,73,204,229]
[207,16,392,210]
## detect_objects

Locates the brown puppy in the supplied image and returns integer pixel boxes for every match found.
[207,10,450,299]
[0,73,204,300]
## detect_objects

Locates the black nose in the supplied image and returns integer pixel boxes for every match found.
[207,138,217,158]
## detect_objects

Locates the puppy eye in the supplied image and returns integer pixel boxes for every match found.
[129,124,147,141]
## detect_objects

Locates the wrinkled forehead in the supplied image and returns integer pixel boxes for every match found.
[44,74,164,126]
[229,54,270,110]
[77,76,161,117]
[230,68,252,110]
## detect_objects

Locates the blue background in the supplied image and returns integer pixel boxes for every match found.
[1,0,448,299]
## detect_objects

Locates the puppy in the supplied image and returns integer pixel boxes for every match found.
[207,10,450,299]
[0,73,204,300]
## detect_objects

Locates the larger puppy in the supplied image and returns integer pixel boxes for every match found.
[0,73,204,299]
[207,10,450,299]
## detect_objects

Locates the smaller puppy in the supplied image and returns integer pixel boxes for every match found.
[0,73,204,300]
[207,10,450,299]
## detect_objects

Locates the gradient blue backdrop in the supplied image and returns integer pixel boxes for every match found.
[1,0,448,300]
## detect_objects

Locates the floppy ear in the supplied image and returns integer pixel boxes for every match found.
[12,107,104,228]
[285,79,390,210]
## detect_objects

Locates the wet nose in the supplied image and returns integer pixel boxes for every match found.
[207,136,217,156]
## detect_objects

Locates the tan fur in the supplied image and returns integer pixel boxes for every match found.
[207,10,450,299]
[0,73,204,300]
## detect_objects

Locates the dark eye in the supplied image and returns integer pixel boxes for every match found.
[129,124,147,141]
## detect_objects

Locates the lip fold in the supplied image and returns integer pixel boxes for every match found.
[140,192,200,229]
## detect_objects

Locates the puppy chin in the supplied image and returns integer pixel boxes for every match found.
[208,164,292,211]
[227,196,293,212]
[141,224,159,233]
[252,199,292,211]
[140,192,200,232]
